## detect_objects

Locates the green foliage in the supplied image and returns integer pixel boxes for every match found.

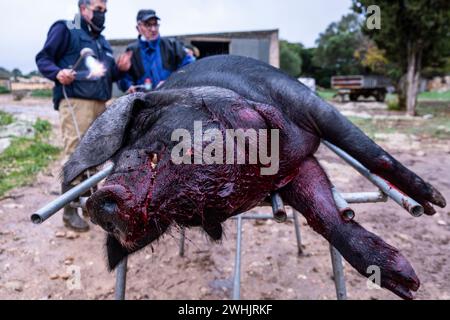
[11,68,22,79]
[0,117,60,197]
[418,90,450,101]
[387,97,401,111]
[26,70,42,78]
[31,89,52,98]
[0,110,14,126]
[317,89,337,101]
[0,67,11,79]
[353,0,450,79]
[348,101,450,140]
[313,13,367,77]
[280,41,303,78]
[386,91,450,110]
[33,118,52,139]
[0,86,10,94]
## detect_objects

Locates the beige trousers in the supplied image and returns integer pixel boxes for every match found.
[59,98,106,160]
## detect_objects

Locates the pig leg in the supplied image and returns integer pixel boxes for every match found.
[279,156,420,300]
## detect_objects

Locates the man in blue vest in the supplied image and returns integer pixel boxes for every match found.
[118,9,195,93]
[36,0,132,232]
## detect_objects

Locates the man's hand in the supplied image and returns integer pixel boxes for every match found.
[57,69,76,85]
[117,51,133,72]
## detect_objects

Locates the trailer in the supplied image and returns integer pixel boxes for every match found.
[331,75,391,102]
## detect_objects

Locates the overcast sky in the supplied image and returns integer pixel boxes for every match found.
[0,0,353,73]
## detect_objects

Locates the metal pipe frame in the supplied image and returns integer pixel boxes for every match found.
[31,140,424,301]
[232,216,243,300]
[323,141,424,217]
[179,227,186,257]
[329,245,347,300]
[292,210,304,256]
[177,188,389,300]
[30,165,113,224]
[115,257,128,300]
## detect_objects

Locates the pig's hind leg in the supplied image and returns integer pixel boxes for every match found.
[279,156,420,300]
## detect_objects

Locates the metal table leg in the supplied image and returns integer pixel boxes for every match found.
[292,209,303,256]
[329,245,347,300]
[115,256,128,300]
[232,215,243,300]
[179,227,186,257]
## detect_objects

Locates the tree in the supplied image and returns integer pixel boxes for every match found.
[26,70,42,78]
[280,40,303,78]
[354,38,389,74]
[313,13,367,77]
[11,68,22,80]
[353,0,450,115]
[0,67,11,79]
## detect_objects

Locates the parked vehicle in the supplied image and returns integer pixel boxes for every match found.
[331,75,391,102]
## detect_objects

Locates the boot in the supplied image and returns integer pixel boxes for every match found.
[63,206,90,232]
[61,183,90,232]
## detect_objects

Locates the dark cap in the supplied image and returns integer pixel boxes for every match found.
[137,9,160,22]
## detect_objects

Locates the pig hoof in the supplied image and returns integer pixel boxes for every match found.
[380,253,420,300]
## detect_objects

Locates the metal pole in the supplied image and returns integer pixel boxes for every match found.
[232,215,243,300]
[340,191,387,204]
[323,141,424,217]
[292,210,303,256]
[179,227,186,257]
[329,245,347,300]
[332,187,356,221]
[271,192,287,223]
[231,213,295,220]
[31,165,113,224]
[329,187,349,300]
[115,256,128,300]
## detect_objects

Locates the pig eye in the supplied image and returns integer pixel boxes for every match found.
[102,200,118,215]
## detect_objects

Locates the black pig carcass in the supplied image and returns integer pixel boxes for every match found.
[63,55,446,299]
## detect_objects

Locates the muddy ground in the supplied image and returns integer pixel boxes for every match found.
[0,95,449,300]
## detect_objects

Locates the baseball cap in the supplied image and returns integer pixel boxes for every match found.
[137,9,160,22]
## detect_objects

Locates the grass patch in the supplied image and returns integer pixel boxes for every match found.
[0,86,10,94]
[418,90,450,101]
[385,91,450,104]
[30,89,52,98]
[33,118,52,139]
[386,97,401,111]
[0,110,14,126]
[317,89,337,101]
[0,117,60,197]
[348,101,450,140]
[347,116,396,140]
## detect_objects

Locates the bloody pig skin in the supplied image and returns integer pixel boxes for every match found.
[63,55,446,300]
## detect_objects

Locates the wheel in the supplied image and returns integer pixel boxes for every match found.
[349,93,359,102]
[375,91,386,102]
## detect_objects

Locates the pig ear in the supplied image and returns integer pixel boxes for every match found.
[62,93,147,185]
[106,234,129,271]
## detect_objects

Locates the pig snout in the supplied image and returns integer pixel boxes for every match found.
[86,185,131,233]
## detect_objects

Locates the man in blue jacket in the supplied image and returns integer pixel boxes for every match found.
[119,10,195,93]
[36,0,132,232]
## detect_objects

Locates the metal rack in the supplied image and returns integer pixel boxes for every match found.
[31,141,424,300]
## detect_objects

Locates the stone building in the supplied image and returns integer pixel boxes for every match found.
[109,29,279,95]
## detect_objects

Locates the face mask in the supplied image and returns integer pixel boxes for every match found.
[91,10,106,29]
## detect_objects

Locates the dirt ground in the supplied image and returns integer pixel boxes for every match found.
[0,95,449,300]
